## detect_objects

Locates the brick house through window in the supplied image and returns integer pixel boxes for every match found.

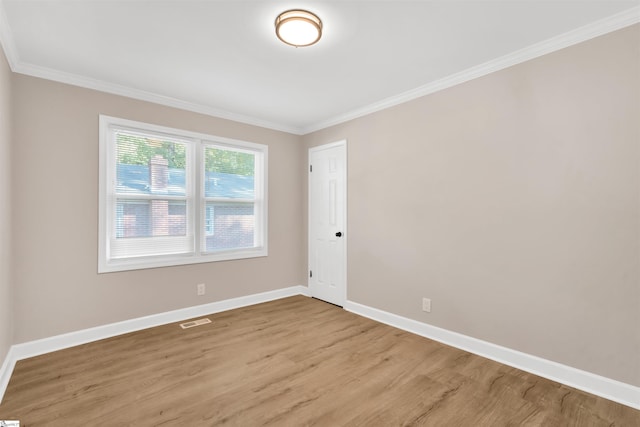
[116,159,255,251]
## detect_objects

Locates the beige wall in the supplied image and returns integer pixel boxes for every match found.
[11,75,306,343]
[0,45,13,364]
[3,21,638,389]
[303,25,640,386]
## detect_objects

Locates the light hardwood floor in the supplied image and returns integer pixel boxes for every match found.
[0,296,638,426]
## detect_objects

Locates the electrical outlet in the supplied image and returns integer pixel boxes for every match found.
[197,283,206,296]
[422,297,431,313]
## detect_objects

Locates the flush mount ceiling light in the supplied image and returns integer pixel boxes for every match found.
[275,9,322,47]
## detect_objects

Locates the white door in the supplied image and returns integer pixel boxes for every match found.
[309,141,346,306]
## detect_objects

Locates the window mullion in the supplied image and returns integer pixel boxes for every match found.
[115,194,188,201]
[194,139,202,256]
[203,197,255,203]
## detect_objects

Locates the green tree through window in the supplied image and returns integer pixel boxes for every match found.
[205,148,254,176]
[116,133,186,169]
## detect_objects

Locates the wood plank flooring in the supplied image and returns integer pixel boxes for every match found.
[0,296,638,426]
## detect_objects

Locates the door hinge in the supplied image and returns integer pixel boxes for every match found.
[310,165,312,172]
[310,270,313,278]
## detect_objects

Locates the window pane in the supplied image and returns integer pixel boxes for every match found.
[116,132,187,196]
[203,202,254,252]
[204,147,254,199]
[116,200,187,238]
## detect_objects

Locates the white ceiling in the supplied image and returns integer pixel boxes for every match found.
[1,1,638,134]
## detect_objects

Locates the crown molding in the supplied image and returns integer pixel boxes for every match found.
[1,1,638,137]
[12,62,303,135]
[301,6,640,135]
[0,0,301,135]
[0,0,18,70]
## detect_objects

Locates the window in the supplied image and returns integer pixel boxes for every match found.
[99,116,267,272]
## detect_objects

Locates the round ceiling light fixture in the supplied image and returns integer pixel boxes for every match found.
[275,9,322,47]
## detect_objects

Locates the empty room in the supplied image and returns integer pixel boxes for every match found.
[0,1,639,425]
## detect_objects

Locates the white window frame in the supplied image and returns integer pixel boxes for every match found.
[98,115,268,273]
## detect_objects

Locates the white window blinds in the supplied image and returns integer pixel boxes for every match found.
[99,116,268,273]
[110,130,194,259]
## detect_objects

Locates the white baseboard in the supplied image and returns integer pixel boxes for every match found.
[344,300,640,410]
[2,287,637,411]
[0,285,309,403]
[0,346,16,405]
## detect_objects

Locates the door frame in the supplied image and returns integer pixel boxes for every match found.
[308,140,348,306]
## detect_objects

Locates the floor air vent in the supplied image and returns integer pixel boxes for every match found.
[180,318,211,329]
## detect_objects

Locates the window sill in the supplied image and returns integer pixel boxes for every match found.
[98,247,268,273]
